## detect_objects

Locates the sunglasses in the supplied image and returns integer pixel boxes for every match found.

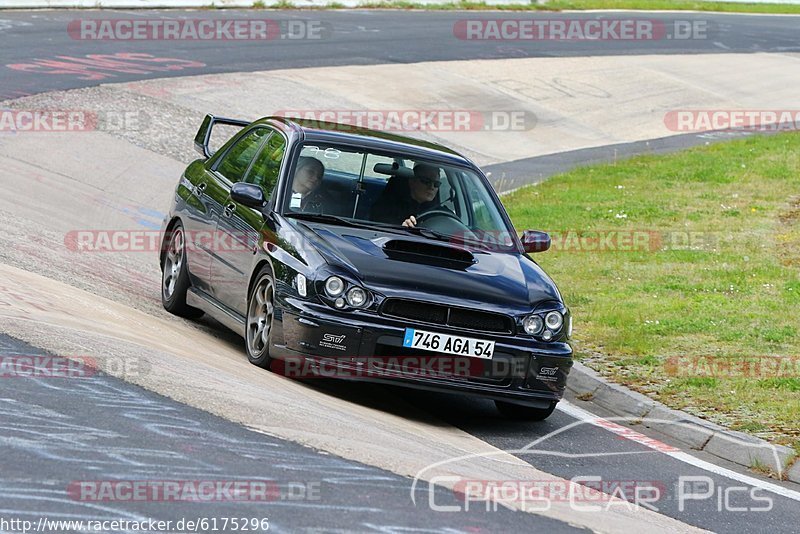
[418,177,442,188]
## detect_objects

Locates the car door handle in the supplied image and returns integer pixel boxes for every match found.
[223,202,236,218]
[194,182,207,196]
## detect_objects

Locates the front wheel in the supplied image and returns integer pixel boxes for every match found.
[161,223,203,319]
[246,266,275,369]
[495,400,557,421]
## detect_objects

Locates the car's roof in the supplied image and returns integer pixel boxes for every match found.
[254,116,474,167]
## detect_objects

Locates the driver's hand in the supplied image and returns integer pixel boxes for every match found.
[402,215,417,228]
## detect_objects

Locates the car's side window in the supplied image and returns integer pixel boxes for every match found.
[245,132,286,194]
[215,128,270,183]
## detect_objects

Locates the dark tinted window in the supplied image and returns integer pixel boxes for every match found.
[216,128,269,183]
[245,132,286,193]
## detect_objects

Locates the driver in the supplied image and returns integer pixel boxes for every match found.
[370,163,442,227]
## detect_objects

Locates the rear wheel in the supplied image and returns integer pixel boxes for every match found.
[495,400,557,421]
[161,223,203,319]
[246,266,275,369]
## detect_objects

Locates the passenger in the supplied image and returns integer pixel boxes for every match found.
[290,156,326,212]
[370,163,442,227]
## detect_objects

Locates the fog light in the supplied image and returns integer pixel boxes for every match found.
[325,276,345,297]
[334,297,345,308]
[545,311,563,331]
[523,315,544,335]
[296,274,307,297]
[542,330,553,341]
[346,287,367,308]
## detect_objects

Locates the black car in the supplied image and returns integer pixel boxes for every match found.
[159,114,572,420]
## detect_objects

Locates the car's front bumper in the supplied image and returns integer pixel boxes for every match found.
[269,297,573,406]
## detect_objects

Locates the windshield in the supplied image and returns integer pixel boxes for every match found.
[281,143,517,251]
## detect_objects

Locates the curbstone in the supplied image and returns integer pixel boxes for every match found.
[568,361,656,419]
[641,405,716,451]
[589,381,656,419]
[704,430,796,477]
[568,361,799,482]
[787,459,800,484]
[564,360,603,398]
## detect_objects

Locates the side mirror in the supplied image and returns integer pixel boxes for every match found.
[522,230,551,253]
[231,182,266,209]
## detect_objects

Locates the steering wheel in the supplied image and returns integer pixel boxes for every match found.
[415,209,473,235]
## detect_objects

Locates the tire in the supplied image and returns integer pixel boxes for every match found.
[161,222,204,319]
[495,400,557,421]
[246,265,275,369]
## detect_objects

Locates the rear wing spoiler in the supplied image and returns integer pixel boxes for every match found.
[194,114,251,159]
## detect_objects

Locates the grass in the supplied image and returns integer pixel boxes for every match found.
[237,0,800,14]
[503,132,800,454]
[545,0,800,14]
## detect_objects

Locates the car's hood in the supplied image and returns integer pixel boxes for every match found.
[295,222,562,312]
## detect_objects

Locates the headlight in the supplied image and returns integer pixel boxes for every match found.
[523,315,544,335]
[346,287,367,308]
[324,276,345,297]
[545,311,563,331]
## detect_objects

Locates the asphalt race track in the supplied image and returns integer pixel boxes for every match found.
[2,8,800,534]
[0,333,585,534]
[2,10,800,99]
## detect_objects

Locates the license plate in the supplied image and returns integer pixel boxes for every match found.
[402,328,494,360]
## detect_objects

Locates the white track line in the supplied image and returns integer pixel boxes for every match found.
[558,400,800,502]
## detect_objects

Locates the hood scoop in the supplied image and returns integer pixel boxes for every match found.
[382,239,476,269]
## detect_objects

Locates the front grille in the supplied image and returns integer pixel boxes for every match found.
[449,307,509,332]
[381,298,514,334]
[383,299,448,324]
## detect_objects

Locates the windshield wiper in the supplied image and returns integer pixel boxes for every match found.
[397,225,447,241]
[398,225,474,246]
[398,225,495,251]
[284,212,356,226]
[284,212,409,234]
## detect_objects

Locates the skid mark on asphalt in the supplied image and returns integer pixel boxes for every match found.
[0,334,583,533]
[6,53,206,82]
